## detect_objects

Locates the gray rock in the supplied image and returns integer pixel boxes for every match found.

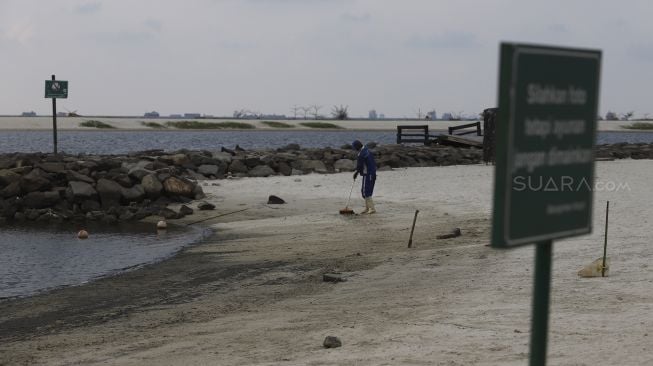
[186,170,208,181]
[333,159,355,172]
[20,168,51,192]
[81,199,101,213]
[281,143,301,151]
[211,151,233,164]
[162,176,195,197]
[267,195,285,204]
[179,205,194,216]
[193,185,206,200]
[158,207,179,219]
[197,201,215,210]
[121,184,145,203]
[128,168,153,181]
[1,181,21,198]
[38,162,65,174]
[23,191,61,209]
[197,164,219,176]
[67,181,97,200]
[244,157,262,168]
[277,162,292,176]
[0,169,21,186]
[228,159,248,174]
[65,170,94,184]
[114,174,133,188]
[323,336,342,348]
[323,273,347,283]
[141,174,163,198]
[248,165,275,177]
[293,160,328,173]
[96,178,123,209]
[291,169,305,176]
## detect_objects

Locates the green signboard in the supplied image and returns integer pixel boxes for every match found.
[45,80,68,99]
[492,43,601,248]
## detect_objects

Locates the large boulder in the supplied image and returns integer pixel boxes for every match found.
[248,165,275,177]
[23,191,61,209]
[65,170,94,184]
[333,159,356,172]
[211,152,233,164]
[162,176,195,197]
[228,160,248,174]
[38,162,65,174]
[292,160,328,174]
[67,181,97,201]
[96,178,123,209]
[20,168,52,192]
[1,181,21,198]
[0,169,21,186]
[141,174,163,198]
[120,184,145,203]
[197,164,219,176]
[128,168,153,181]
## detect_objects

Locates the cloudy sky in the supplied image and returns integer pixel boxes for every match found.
[1,0,652,118]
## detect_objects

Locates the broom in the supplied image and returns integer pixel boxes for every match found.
[339,179,356,215]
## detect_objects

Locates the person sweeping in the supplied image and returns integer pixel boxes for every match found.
[352,140,377,214]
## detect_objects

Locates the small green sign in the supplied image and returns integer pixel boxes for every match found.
[492,43,601,248]
[45,80,68,99]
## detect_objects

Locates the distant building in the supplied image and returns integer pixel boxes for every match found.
[427,110,437,120]
[379,114,385,119]
[605,111,618,121]
[144,111,160,118]
[21,111,37,117]
[441,112,453,121]
[368,110,377,120]
[57,112,67,117]
[169,114,182,118]
[184,113,201,118]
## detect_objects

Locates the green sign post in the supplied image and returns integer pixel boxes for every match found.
[492,43,601,365]
[44,75,68,155]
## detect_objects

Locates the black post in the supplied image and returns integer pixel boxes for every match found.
[529,240,553,366]
[51,74,58,155]
[602,201,609,277]
[407,210,419,248]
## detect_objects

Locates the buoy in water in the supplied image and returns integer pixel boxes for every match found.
[157,220,167,230]
[78,229,89,239]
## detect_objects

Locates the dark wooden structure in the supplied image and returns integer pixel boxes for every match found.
[448,121,482,136]
[396,125,437,145]
[482,108,498,163]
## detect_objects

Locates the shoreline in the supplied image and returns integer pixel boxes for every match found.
[1,116,649,132]
[1,162,652,364]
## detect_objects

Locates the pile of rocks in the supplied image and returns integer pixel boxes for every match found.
[595,143,653,160]
[0,141,646,223]
[0,152,205,223]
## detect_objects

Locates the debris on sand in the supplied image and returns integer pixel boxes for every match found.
[323,336,342,348]
[267,195,286,204]
[436,228,462,239]
[323,273,347,283]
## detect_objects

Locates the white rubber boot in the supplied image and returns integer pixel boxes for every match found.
[361,198,370,214]
[364,198,376,214]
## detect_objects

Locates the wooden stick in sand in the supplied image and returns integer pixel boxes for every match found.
[408,210,419,248]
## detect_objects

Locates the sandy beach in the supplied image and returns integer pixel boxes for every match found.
[0,160,652,365]
[0,116,647,132]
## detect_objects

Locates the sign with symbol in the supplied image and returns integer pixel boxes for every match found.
[45,80,68,99]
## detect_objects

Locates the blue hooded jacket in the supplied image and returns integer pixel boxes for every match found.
[355,143,376,177]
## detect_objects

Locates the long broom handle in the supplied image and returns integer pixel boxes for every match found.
[345,179,356,208]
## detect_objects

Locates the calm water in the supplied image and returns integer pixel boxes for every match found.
[0,130,650,154]
[0,222,209,299]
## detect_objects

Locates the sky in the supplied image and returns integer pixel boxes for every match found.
[1,0,652,118]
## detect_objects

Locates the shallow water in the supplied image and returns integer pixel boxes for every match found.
[0,222,209,299]
[0,130,650,155]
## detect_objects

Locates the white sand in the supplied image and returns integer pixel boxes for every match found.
[0,116,646,132]
[1,161,652,365]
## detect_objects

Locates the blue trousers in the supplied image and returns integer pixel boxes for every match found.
[361,175,376,198]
